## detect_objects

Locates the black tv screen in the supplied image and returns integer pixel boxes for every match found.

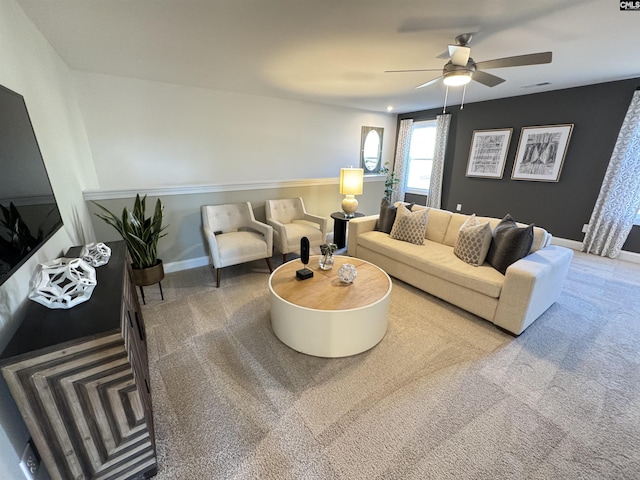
[0,84,63,285]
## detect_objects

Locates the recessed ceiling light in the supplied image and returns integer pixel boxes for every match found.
[386,106,393,112]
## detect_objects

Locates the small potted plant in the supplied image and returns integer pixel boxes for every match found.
[319,243,338,270]
[92,194,168,286]
[380,163,400,202]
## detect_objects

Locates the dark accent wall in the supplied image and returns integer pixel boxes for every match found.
[399,78,640,253]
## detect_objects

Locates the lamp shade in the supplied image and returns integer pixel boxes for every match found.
[339,168,364,195]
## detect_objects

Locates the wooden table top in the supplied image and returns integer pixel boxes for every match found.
[269,255,391,311]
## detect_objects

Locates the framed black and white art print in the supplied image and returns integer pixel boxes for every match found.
[511,124,574,182]
[466,128,512,179]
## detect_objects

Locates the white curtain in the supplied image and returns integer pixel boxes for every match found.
[426,113,451,208]
[582,89,640,258]
[391,119,413,204]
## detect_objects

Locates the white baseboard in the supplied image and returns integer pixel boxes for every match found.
[164,255,209,273]
[618,250,640,264]
[164,232,336,273]
[552,236,640,265]
[550,237,583,250]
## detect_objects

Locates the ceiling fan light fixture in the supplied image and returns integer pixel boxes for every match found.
[443,70,473,87]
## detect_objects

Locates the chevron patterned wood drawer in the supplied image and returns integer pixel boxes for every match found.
[1,242,157,480]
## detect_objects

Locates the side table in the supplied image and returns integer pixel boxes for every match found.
[331,211,365,249]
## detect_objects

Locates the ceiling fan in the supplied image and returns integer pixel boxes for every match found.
[386,33,552,89]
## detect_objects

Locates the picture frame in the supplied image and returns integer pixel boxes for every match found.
[360,126,383,174]
[511,124,574,182]
[465,128,513,179]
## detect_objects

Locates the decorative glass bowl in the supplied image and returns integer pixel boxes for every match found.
[338,263,357,284]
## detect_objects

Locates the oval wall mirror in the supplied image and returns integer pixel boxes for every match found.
[360,126,383,174]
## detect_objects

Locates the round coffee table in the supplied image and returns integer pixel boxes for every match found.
[268,255,392,358]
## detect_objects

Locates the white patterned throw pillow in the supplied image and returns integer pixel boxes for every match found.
[454,214,492,266]
[390,204,428,245]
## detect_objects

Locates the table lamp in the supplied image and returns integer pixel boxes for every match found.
[339,167,364,218]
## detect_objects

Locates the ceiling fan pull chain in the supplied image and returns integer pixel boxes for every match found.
[461,84,467,110]
[443,86,449,114]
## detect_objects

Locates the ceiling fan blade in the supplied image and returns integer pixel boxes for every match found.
[475,52,552,70]
[436,32,476,60]
[472,70,505,87]
[415,77,442,89]
[448,45,471,66]
[385,68,441,73]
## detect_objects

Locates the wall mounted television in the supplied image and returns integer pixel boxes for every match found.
[0,84,63,286]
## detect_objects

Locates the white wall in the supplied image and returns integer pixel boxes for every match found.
[74,72,397,189]
[0,0,99,477]
[75,72,397,268]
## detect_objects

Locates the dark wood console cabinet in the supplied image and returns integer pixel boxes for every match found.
[0,242,157,480]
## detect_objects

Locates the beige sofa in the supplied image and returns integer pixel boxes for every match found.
[347,205,574,335]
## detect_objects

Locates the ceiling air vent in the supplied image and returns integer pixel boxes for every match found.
[521,82,551,89]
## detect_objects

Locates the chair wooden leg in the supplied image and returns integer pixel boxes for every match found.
[216,268,221,288]
[282,253,287,263]
[265,257,273,273]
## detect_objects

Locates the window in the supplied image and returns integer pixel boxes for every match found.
[406,119,437,195]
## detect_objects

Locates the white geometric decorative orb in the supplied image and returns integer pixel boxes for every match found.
[29,257,97,309]
[80,242,112,267]
[338,263,357,284]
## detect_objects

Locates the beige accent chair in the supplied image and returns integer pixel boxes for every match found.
[202,202,273,287]
[265,197,328,262]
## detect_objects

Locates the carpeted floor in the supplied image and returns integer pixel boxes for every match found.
[141,251,640,479]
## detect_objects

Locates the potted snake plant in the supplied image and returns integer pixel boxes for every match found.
[92,194,168,286]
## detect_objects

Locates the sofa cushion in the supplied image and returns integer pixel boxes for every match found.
[374,197,397,234]
[282,220,324,250]
[443,213,471,247]
[424,207,452,243]
[486,214,534,274]
[390,204,428,245]
[357,231,504,298]
[217,231,270,265]
[454,215,492,266]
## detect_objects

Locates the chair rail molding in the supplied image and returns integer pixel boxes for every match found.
[83,176,385,201]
